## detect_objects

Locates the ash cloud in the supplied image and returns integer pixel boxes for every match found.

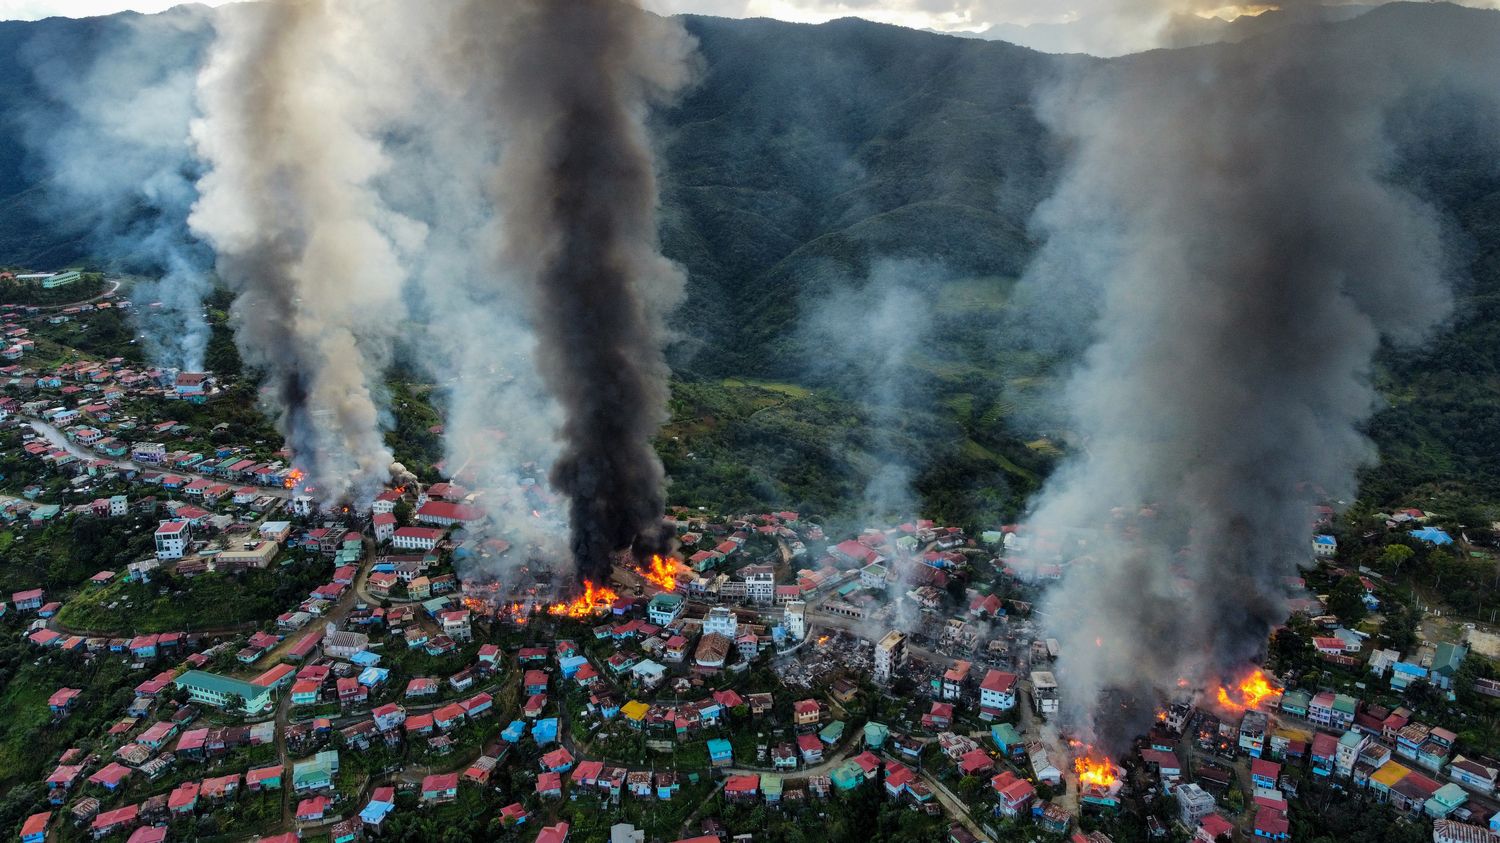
[18,7,214,371]
[466,0,697,583]
[188,0,421,505]
[1012,6,1500,747]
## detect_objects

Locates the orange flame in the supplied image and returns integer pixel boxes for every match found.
[283,468,305,489]
[1072,746,1119,788]
[1215,668,1280,712]
[546,580,620,618]
[638,554,680,592]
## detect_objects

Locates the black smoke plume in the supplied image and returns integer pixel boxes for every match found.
[478,0,695,583]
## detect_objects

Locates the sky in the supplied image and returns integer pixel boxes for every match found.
[0,0,1322,32]
[4,1,1497,56]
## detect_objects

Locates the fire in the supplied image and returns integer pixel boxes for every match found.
[283,468,305,489]
[638,554,680,592]
[1072,747,1120,788]
[546,580,620,618]
[1215,668,1280,712]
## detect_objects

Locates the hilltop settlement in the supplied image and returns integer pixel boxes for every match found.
[5,275,1500,843]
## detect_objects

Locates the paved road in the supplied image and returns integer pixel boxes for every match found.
[17,278,123,314]
[25,416,292,500]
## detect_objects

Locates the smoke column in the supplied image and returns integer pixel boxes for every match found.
[19,8,214,371]
[1014,8,1500,746]
[475,0,696,583]
[188,0,420,505]
[367,0,570,577]
[802,260,935,529]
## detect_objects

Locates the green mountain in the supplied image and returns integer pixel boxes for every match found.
[0,6,1498,524]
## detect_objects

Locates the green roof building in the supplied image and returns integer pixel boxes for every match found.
[647,592,685,626]
[990,722,1023,755]
[1433,643,1468,690]
[293,750,340,792]
[864,721,890,749]
[173,670,275,714]
[1279,689,1311,717]
[820,720,845,744]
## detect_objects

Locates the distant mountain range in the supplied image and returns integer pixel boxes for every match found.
[954,4,1376,55]
[0,3,1497,513]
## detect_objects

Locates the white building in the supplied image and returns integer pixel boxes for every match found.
[108,495,128,517]
[1175,783,1216,827]
[440,610,472,642]
[703,606,738,639]
[154,520,190,560]
[1313,534,1338,558]
[372,512,396,543]
[371,490,400,516]
[743,565,775,605]
[391,527,442,552]
[979,669,1018,715]
[782,601,806,641]
[874,630,907,685]
[1369,648,1401,677]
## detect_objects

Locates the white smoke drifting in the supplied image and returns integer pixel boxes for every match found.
[19,7,214,370]
[1015,5,1500,746]
[188,0,421,505]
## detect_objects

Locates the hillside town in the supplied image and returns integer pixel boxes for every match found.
[4,278,1500,843]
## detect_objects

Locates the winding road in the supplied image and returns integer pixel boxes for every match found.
[25,416,293,500]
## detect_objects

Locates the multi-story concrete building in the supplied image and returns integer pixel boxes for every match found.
[783,601,806,641]
[743,565,775,605]
[874,630,907,685]
[1175,783,1216,827]
[703,606,738,639]
[154,520,190,560]
[1031,671,1060,716]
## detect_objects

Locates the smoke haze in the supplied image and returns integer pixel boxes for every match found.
[188,0,419,505]
[473,0,696,583]
[802,260,935,529]
[19,7,214,371]
[1013,7,1500,747]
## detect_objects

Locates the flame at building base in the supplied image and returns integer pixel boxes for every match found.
[1215,667,1281,713]
[637,553,681,592]
[545,579,619,618]
[1071,747,1120,789]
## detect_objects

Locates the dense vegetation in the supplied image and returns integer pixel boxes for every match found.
[0,7,1498,526]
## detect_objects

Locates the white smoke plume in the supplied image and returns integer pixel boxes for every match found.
[187,0,421,505]
[802,260,935,528]
[367,0,570,575]
[1013,4,1500,747]
[19,7,214,370]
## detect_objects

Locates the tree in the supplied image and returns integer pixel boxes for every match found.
[1380,544,1415,576]
[394,500,414,528]
[1328,575,1368,624]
